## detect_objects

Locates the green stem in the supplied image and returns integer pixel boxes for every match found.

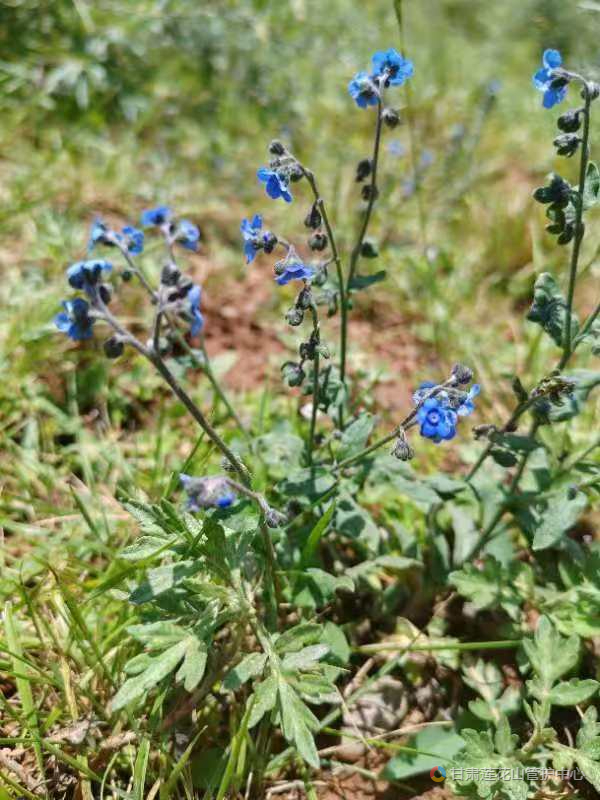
[347,98,384,288]
[463,421,539,563]
[307,304,320,465]
[356,639,521,655]
[302,168,348,422]
[560,84,592,368]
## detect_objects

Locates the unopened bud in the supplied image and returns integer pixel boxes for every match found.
[309,232,328,252]
[285,307,304,326]
[269,140,286,155]
[104,336,124,359]
[382,107,400,128]
[355,159,372,182]
[451,363,473,385]
[304,202,322,230]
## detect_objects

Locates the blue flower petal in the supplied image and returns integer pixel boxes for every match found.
[543,49,562,70]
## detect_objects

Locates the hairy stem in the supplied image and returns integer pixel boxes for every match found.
[560,84,592,368]
[301,168,348,421]
[347,97,384,288]
[307,304,321,465]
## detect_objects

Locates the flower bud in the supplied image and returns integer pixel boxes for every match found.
[269,140,286,156]
[288,164,304,183]
[355,159,372,182]
[553,133,580,157]
[585,82,600,101]
[265,507,287,528]
[361,184,379,202]
[122,269,133,282]
[281,361,305,387]
[262,232,278,254]
[309,232,328,252]
[296,287,313,310]
[391,430,413,461]
[285,307,304,326]
[382,107,400,128]
[360,240,378,259]
[557,110,581,133]
[304,202,322,230]
[104,336,124,359]
[451,363,473,385]
[557,224,575,245]
[161,262,181,286]
[99,284,112,304]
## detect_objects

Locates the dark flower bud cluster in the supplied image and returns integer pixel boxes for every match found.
[391,429,414,461]
[533,173,576,245]
[553,132,580,157]
[281,360,306,388]
[355,159,372,182]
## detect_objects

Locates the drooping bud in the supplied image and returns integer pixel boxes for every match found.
[382,107,400,128]
[304,202,322,230]
[309,232,328,251]
[355,159,372,182]
[553,133,580,158]
[557,109,582,133]
[391,430,414,461]
[268,140,286,156]
[360,240,378,259]
[285,307,304,326]
[104,336,124,359]
[451,363,473,385]
[161,262,181,286]
[281,361,305,387]
[262,232,278,254]
[264,507,287,528]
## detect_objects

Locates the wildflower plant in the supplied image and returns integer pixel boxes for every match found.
[48,43,600,799]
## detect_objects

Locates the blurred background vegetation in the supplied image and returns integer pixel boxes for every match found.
[1,0,599,564]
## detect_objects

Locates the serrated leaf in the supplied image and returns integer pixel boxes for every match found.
[111,639,188,711]
[532,489,587,551]
[127,621,187,650]
[321,622,350,665]
[548,678,598,706]
[274,623,323,655]
[222,653,268,691]
[248,675,278,728]
[523,615,580,691]
[129,560,204,604]
[383,725,464,780]
[176,637,208,691]
[494,715,517,756]
[278,680,319,767]
[281,644,329,672]
[120,536,175,561]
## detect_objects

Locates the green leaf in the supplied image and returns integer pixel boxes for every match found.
[129,560,204,604]
[337,413,375,460]
[127,621,187,650]
[463,659,521,723]
[348,270,387,291]
[248,675,278,729]
[527,272,578,346]
[111,639,188,711]
[449,557,533,621]
[532,488,587,551]
[490,433,541,454]
[275,623,323,655]
[254,432,304,478]
[320,623,350,665]
[222,653,268,691]
[383,724,464,780]
[548,678,599,706]
[278,468,336,502]
[301,502,336,566]
[176,637,208,691]
[281,644,329,672]
[548,369,600,422]
[278,680,320,767]
[575,751,600,792]
[523,616,580,692]
[583,161,600,209]
[494,715,517,756]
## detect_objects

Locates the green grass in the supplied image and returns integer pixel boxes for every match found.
[0,0,599,797]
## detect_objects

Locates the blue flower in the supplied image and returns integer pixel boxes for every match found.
[54,298,94,341]
[66,259,112,291]
[188,285,204,336]
[533,49,567,109]
[141,205,172,227]
[348,71,379,108]
[180,474,236,511]
[241,214,265,263]
[122,225,144,255]
[457,384,481,417]
[274,249,315,286]
[412,380,438,406]
[371,48,414,87]
[177,219,200,251]
[257,168,292,202]
[88,218,110,250]
[417,398,458,443]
